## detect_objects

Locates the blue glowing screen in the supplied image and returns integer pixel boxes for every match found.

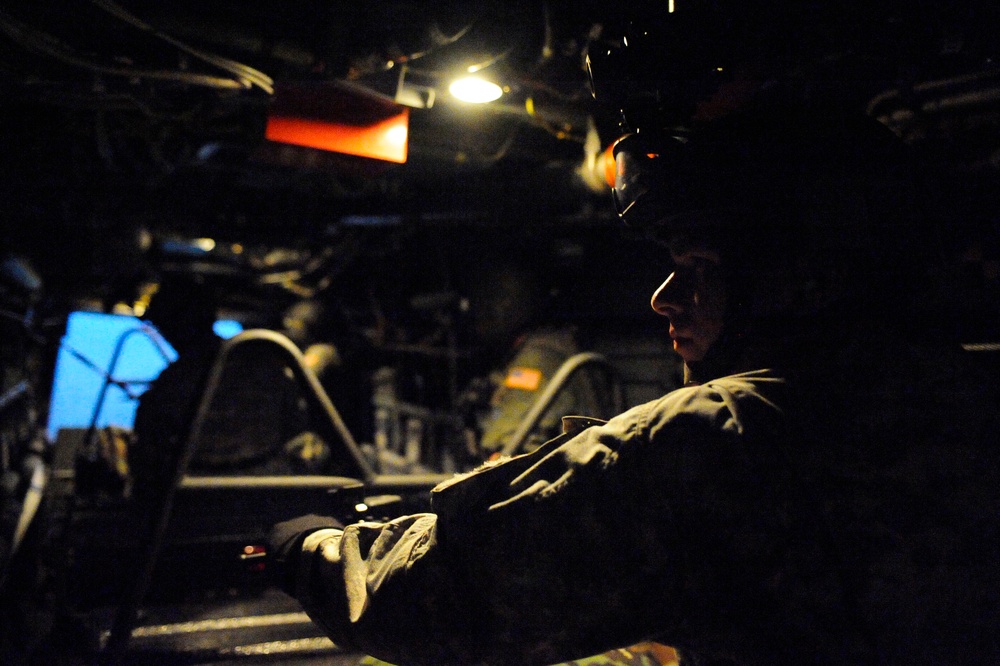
[46,311,242,440]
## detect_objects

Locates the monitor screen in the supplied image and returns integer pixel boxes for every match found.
[46,311,242,441]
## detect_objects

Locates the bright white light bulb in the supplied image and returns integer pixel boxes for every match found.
[449,77,503,104]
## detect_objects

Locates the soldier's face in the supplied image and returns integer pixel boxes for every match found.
[650,246,727,364]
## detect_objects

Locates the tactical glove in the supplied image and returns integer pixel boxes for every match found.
[268,513,342,594]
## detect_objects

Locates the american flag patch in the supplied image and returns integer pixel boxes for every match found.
[504,366,542,391]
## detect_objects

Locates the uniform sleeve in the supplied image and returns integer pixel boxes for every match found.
[291,376,782,666]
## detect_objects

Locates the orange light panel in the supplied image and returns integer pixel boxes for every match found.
[266,110,409,164]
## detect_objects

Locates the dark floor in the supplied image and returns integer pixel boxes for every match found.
[7,585,370,666]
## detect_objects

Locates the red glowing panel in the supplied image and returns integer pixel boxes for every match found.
[266,110,409,164]
[265,81,409,164]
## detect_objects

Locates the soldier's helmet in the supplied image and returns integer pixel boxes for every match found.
[587,5,928,323]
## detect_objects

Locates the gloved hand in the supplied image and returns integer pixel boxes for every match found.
[268,513,342,594]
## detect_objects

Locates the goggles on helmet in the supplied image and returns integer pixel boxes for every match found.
[609,130,747,228]
[610,132,684,225]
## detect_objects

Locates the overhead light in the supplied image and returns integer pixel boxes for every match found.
[449,76,503,104]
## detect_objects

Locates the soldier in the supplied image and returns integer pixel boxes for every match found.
[268,13,1000,666]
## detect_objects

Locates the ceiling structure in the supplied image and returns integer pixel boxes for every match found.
[1,0,999,309]
[0,1,619,222]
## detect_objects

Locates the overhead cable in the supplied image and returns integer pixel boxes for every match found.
[90,0,273,93]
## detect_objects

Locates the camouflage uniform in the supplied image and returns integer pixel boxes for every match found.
[289,321,1000,666]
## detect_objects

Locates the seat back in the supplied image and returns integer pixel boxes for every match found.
[183,329,375,478]
[499,352,624,457]
[100,329,377,664]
